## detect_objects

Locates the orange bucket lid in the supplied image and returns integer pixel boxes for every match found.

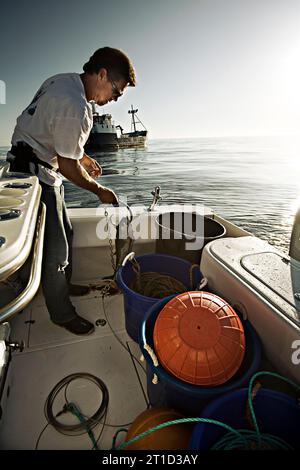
[153,291,245,386]
[124,407,193,450]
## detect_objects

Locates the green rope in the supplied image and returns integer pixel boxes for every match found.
[246,371,300,449]
[114,371,300,451]
[114,417,246,450]
[66,402,99,450]
[211,430,294,450]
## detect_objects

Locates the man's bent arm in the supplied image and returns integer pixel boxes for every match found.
[57,155,101,195]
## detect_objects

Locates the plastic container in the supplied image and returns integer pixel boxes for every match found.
[116,253,203,342]
[155,212,226,264]
[140,297,261,416]
[189,388,300,450]
[153,292,245,386]
[124,407,193,450]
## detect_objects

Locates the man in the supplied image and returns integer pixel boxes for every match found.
[7,47,136,335]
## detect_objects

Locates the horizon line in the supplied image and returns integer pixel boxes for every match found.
[1,133,300,147]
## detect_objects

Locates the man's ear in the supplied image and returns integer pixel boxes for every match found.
[97,68,108,81]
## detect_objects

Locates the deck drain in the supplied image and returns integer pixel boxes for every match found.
[95,318,107,327]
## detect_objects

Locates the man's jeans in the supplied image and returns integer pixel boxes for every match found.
[40,183,77,324]
[7,146,77,324]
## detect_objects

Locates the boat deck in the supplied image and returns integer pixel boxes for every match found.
[1,206,300,450]
[0,285,148,450]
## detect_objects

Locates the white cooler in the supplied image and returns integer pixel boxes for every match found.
[200,236,300,383]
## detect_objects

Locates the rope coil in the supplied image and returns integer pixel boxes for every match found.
[128,256,203,299]
[45,373,109,435]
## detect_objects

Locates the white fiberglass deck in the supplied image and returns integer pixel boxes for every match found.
[0,285,148,450]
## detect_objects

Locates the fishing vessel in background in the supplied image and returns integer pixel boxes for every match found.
[84,103,119,152]
[85,104,148,153]
[116,105,148,149]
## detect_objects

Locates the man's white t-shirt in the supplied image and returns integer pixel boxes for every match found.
[11,73,93,186]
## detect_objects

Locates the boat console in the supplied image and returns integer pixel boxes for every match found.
[0,173,46,416]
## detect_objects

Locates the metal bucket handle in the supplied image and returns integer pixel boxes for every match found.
[121,251,136,266]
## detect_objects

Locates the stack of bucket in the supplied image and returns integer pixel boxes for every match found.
[139,295,261,416]
[117,248,261,416]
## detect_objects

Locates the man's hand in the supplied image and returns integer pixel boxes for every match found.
[57,155,118,203]
[80,154,102,179]
[97,186,119,205]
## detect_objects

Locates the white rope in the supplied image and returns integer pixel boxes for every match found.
[152,374,158,385]
[144,343,159,367]
[198,276,208,290]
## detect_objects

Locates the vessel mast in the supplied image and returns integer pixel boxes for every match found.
[128,105,138,133]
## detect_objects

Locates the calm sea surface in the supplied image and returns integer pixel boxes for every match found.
[1,136,300,253]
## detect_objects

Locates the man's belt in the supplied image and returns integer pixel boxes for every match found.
[9,142,57,173]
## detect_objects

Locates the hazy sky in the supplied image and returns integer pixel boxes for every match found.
[0,0,300,144]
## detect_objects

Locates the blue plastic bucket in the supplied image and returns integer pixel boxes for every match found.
[116,253,203,342]
[189,388,300,450]
[140,297,261,416]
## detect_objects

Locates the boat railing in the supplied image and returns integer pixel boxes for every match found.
[0,203,46,323]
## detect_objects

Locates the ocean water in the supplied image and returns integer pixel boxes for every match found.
[1,136,300,253]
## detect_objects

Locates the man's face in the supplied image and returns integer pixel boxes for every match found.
[94,69,127,106]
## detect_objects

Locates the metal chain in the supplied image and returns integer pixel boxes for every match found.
[105,209,116,275]
[100,281,114,298]
[88,211,118,300]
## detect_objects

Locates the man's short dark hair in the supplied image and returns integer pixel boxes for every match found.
[83,47,136,86]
